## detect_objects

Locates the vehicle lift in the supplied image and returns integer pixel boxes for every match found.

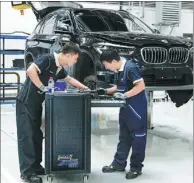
[146,85,193,129]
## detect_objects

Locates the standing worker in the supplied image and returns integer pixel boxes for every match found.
[97,50,147,179]
[16,43,89,182]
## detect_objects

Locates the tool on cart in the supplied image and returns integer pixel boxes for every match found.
[54,88,126,108]
[79,89,126,107]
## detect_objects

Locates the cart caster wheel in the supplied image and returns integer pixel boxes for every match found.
[83,175,89,183]
[33,177,42,183]
[47,175,53,183]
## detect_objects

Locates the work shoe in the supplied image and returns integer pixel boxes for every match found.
[34,165,45,175]
[125,169,142,179]
[20,173,42,183]
[102,164,125,173]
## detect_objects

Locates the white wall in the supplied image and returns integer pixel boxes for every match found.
[124,6,193,36]
[0,2,37,93]
[1,2,37,33]
[0,2,37,76]
[79,2,119,10]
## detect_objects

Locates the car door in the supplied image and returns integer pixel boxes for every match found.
[49,10,76,54]
[34,13,58,55]
[25,20,45,60]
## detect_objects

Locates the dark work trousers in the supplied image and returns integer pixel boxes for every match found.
[16,100,43,176]
[112,104,147,172]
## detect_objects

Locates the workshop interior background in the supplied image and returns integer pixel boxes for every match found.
[1,1,193,183]
[1,1,193,85]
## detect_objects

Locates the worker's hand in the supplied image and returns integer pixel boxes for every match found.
[113,92,127,100]
[80,87,91,92]
[96,88,107,95]
[39,85,49,93]
[83,86,90,91]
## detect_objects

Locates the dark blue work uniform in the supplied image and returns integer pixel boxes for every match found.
[16,53,68,176]
[112,57,147,172]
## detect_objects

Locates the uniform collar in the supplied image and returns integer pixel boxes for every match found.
[54,52,60,67]
[54,52,63,74]
[118,57,127,71]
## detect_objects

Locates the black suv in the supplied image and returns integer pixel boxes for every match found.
[24,2,193,106]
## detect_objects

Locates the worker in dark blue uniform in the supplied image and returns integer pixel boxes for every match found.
[97,50,147,179]
[16,43,89,183]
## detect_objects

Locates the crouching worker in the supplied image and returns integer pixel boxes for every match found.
[97,50,147,179]
[16,43,89,182]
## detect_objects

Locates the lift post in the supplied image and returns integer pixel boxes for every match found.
[146,91,154,129]
[145,85,193,129]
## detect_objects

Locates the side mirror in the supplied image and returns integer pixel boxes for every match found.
[54,24,73,34]
[153,29,160,34]
[54,30,73,35]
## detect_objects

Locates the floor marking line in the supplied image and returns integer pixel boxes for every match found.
[1,129,17,141]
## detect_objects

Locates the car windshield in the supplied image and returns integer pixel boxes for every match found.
[119,11,154,33]
[74,9,153,33]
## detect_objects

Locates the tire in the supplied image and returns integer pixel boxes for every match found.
[84,75,97,90]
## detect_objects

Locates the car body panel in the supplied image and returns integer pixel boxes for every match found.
[22,2,193,107]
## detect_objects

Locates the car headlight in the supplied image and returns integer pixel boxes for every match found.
[94,42,136,55]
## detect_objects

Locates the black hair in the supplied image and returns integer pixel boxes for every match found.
[61,43,81,55]
[100,50,120,63]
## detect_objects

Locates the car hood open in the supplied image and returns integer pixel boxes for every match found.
[27,1,83,20]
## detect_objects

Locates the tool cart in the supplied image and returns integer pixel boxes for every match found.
[44,91,91,183]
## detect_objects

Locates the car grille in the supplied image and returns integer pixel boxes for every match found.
[141,47,189,64]
[169,47,189,64]
[141,47,168,64]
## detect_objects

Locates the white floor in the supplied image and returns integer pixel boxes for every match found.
[1,100,193,183]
